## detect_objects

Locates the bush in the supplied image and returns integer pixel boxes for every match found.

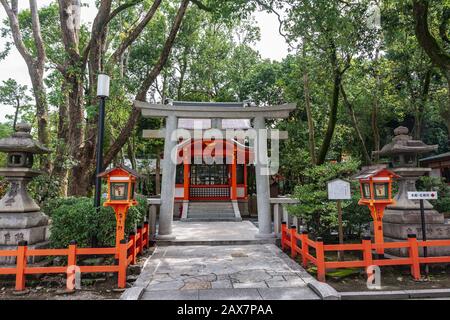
[417,176,450,214]
[288,160,371,240]
[28,174,63,205]
[47,194,147,248]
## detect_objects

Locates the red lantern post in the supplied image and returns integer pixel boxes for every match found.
[98,165,141,256]
[355,167,400,256]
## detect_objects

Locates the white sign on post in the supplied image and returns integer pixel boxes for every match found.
[327,179,351,200]
[407,192,438,200]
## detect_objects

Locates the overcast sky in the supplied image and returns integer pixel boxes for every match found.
[0,1,289,122]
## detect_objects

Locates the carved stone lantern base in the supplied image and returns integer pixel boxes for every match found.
[0,170,49,264]
[379,167,450,257]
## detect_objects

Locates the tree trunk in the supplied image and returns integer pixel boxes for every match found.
[103,0,190,168]
[13,96,20,130]
[1,0,49,169]
[52,83,70,197]
[340,84,372,165]
[414,69,432,140]
[303,71,316,165]
[371,50,381,163]
[127,140,137,170]
[317,45,341,165]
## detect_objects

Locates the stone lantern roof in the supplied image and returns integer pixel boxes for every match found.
[0,123,50,154]
[372,126,437,157]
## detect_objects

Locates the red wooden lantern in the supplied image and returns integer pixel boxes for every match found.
[98,165,141,254]
[355,167,399,255]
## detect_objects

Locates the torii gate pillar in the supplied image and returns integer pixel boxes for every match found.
[157,114,178,239]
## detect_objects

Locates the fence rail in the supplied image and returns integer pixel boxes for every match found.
[0,222,150,291]
[281,222,450,282]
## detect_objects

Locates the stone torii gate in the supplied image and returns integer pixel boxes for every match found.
[135,101,296,240]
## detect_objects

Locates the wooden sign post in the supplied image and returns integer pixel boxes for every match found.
[407,191,438,275]
[327,179,351,261]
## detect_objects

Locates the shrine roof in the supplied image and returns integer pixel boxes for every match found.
[98,164,143,178]
[352,165,399,180]
[419,152,450,163]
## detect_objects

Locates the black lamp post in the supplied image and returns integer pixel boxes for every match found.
[93,74,110,245]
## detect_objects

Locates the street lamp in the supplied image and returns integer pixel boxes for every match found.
[94,74,110,224]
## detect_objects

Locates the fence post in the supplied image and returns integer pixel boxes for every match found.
[15,240,27,291]
[137,225,143,255]
[144,221,150,249]
[408,234,421,280]
[362,236,373,278]
[316,237,326,282]
[301,231,309,267]
[129,232,136,264]
[67,240,77,292]
[290,225,297,259]
[118,239,128,289]
[281,222,287,251]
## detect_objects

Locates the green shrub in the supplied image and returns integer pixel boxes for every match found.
[288,160,371,240]
[28,174,63,205]
[47,195,147,248]
[418,176,450,213]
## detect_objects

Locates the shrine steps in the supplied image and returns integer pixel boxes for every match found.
[183,201,241,222]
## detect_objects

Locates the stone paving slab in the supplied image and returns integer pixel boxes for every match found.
[157,221,275,245]
[130,243,327,300]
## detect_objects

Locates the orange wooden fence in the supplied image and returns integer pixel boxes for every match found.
[281,222,450,282]
[0,222,150,291]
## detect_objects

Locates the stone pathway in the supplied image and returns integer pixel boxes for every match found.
[155,221,271,246]
[127,243,326,300]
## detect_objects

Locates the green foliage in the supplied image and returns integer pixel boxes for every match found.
[0,78,32,128]
[47,195,148,248]
[418,176,450,213]
[289,160,371,240]
[28,174,63,205]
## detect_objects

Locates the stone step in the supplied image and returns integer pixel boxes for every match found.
[187,201,237,222]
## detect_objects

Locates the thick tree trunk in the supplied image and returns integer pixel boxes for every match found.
[52,83,70,196]
[64,0,189,196]
[103,0,190,167]
[317,47,341,165]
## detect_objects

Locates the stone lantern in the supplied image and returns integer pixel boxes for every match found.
[373,126,450,256]
[0,123,51,264]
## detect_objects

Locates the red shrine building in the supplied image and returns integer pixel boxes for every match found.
[175,138,254,202]
[172,114,255,221]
